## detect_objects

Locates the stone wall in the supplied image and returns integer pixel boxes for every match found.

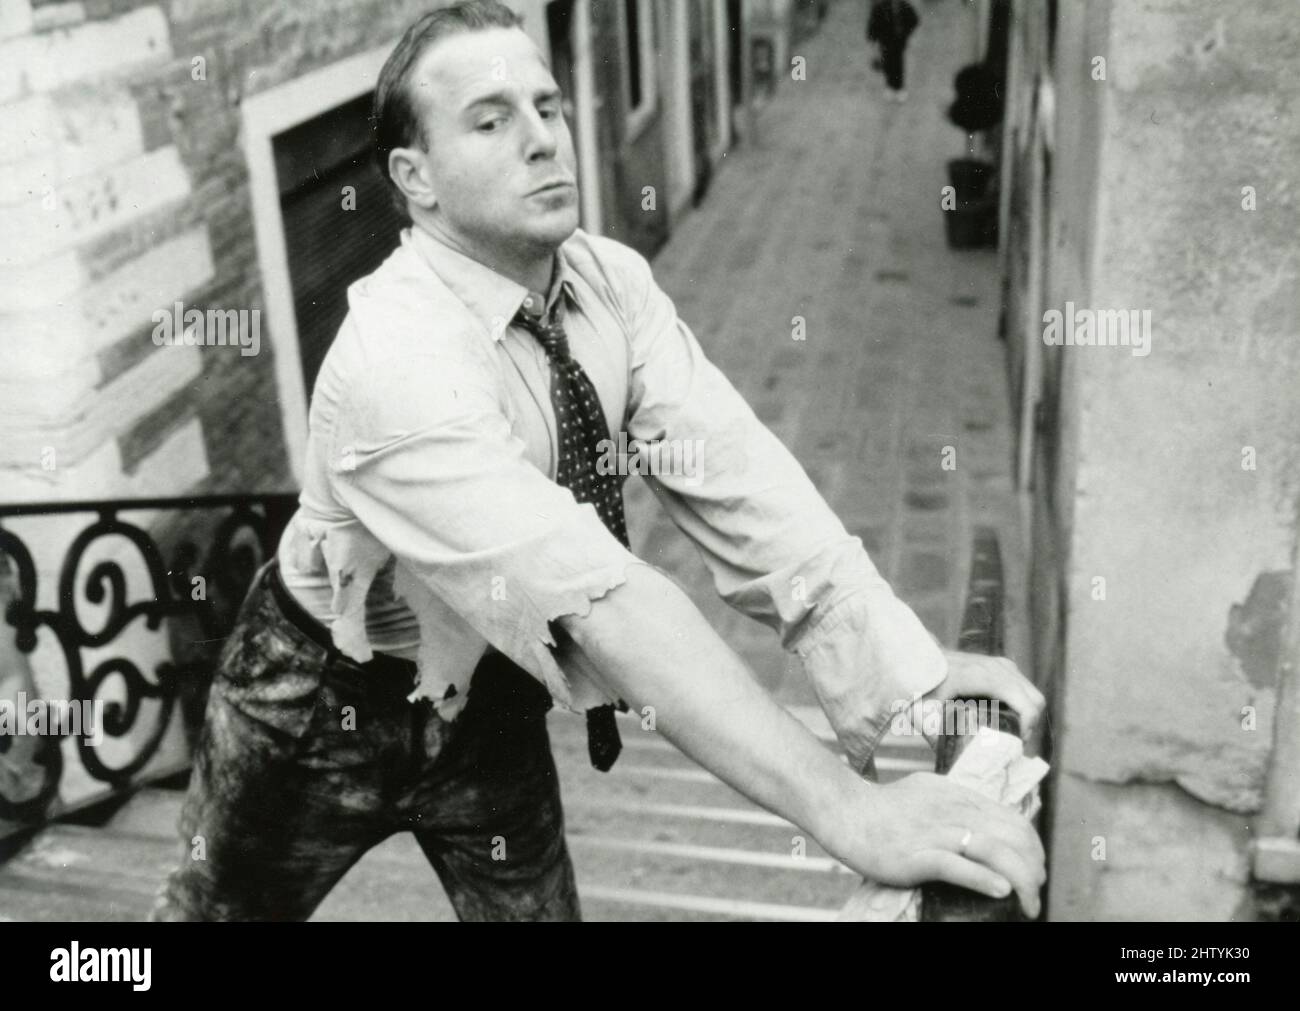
[1033,0,1300,920]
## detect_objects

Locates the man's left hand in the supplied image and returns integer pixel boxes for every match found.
[907,651,1045,752]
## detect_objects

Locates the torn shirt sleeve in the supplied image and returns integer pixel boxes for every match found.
[324,342,645,711]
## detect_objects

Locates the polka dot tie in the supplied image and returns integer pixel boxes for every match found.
[514,297,626,771]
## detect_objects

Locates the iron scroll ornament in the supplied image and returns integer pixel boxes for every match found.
[0,494,297,824]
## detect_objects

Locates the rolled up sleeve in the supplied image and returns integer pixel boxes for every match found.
[328,343,646,708]
[612,244,947,767]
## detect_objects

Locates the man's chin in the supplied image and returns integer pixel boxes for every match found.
[519,210,580,249]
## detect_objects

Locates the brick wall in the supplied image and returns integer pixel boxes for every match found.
[2,0,555,502]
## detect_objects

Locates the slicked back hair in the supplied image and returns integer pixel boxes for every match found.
[373,1,526,216]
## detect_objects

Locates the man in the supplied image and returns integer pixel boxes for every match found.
[152,0,1045,922]
[868,0,920,101]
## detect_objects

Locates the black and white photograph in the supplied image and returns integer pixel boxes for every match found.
[0,0,1296,953]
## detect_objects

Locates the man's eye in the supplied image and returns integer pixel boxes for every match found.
[477,117,505,132]
[539,105,559,119]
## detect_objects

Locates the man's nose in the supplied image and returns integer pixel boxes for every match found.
[521,108,558,161]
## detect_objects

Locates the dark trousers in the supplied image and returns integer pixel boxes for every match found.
[881,43,906,90]
[149,561,579,921]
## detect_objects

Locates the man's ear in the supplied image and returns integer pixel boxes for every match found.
[388,146,438,212]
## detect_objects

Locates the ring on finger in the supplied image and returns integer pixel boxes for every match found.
[958,829,974,857]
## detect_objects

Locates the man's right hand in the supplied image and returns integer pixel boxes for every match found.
[825,772,1047,919]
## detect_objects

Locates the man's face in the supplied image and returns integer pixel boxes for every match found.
[408,27,579,254]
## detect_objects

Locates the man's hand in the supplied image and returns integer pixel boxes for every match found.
[844,649,1046,917]
[905,650,1045,751]
[826,772,1047,918]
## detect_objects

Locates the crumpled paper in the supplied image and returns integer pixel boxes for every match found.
[837,726,1050,922]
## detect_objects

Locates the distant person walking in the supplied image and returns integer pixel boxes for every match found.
[868,0,920,101]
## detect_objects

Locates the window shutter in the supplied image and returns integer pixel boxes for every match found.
[274,93,405,397]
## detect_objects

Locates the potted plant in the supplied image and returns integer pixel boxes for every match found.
[944,62,1003,249]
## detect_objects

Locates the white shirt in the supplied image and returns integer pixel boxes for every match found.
[277,223,947,767]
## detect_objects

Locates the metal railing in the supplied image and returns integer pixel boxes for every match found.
[0,493,298,828]
[920,526,1029,921]
[840,525,1040,921]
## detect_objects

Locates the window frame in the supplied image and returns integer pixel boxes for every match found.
[240,46,389,486]
[618,0,659,141]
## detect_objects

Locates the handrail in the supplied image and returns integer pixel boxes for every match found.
[838,526,1041,921]
[0,492,299,518]
[920,526,1030,921]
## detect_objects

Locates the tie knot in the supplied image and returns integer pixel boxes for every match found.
[513,304,570,362]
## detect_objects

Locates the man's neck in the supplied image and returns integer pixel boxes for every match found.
[413,216,556,293]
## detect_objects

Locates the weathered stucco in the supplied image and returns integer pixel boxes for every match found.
[1049,774,1256,921]
[1044,0,1300,918]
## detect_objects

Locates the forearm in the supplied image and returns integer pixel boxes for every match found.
[557,565,1046,912]
[558,563,865,851]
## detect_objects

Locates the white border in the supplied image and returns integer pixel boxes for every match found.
[240,46,390,487]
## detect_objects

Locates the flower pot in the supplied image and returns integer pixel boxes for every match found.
[947,158,993,200]
[944,202,998,250]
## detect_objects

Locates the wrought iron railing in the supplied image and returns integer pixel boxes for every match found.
[0,493,298,828]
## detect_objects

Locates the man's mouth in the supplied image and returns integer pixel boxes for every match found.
[529,180,575,196]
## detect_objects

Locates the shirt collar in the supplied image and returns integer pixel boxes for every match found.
[406,224,582,342]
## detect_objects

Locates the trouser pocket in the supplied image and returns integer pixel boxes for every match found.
[210,571,325,739]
